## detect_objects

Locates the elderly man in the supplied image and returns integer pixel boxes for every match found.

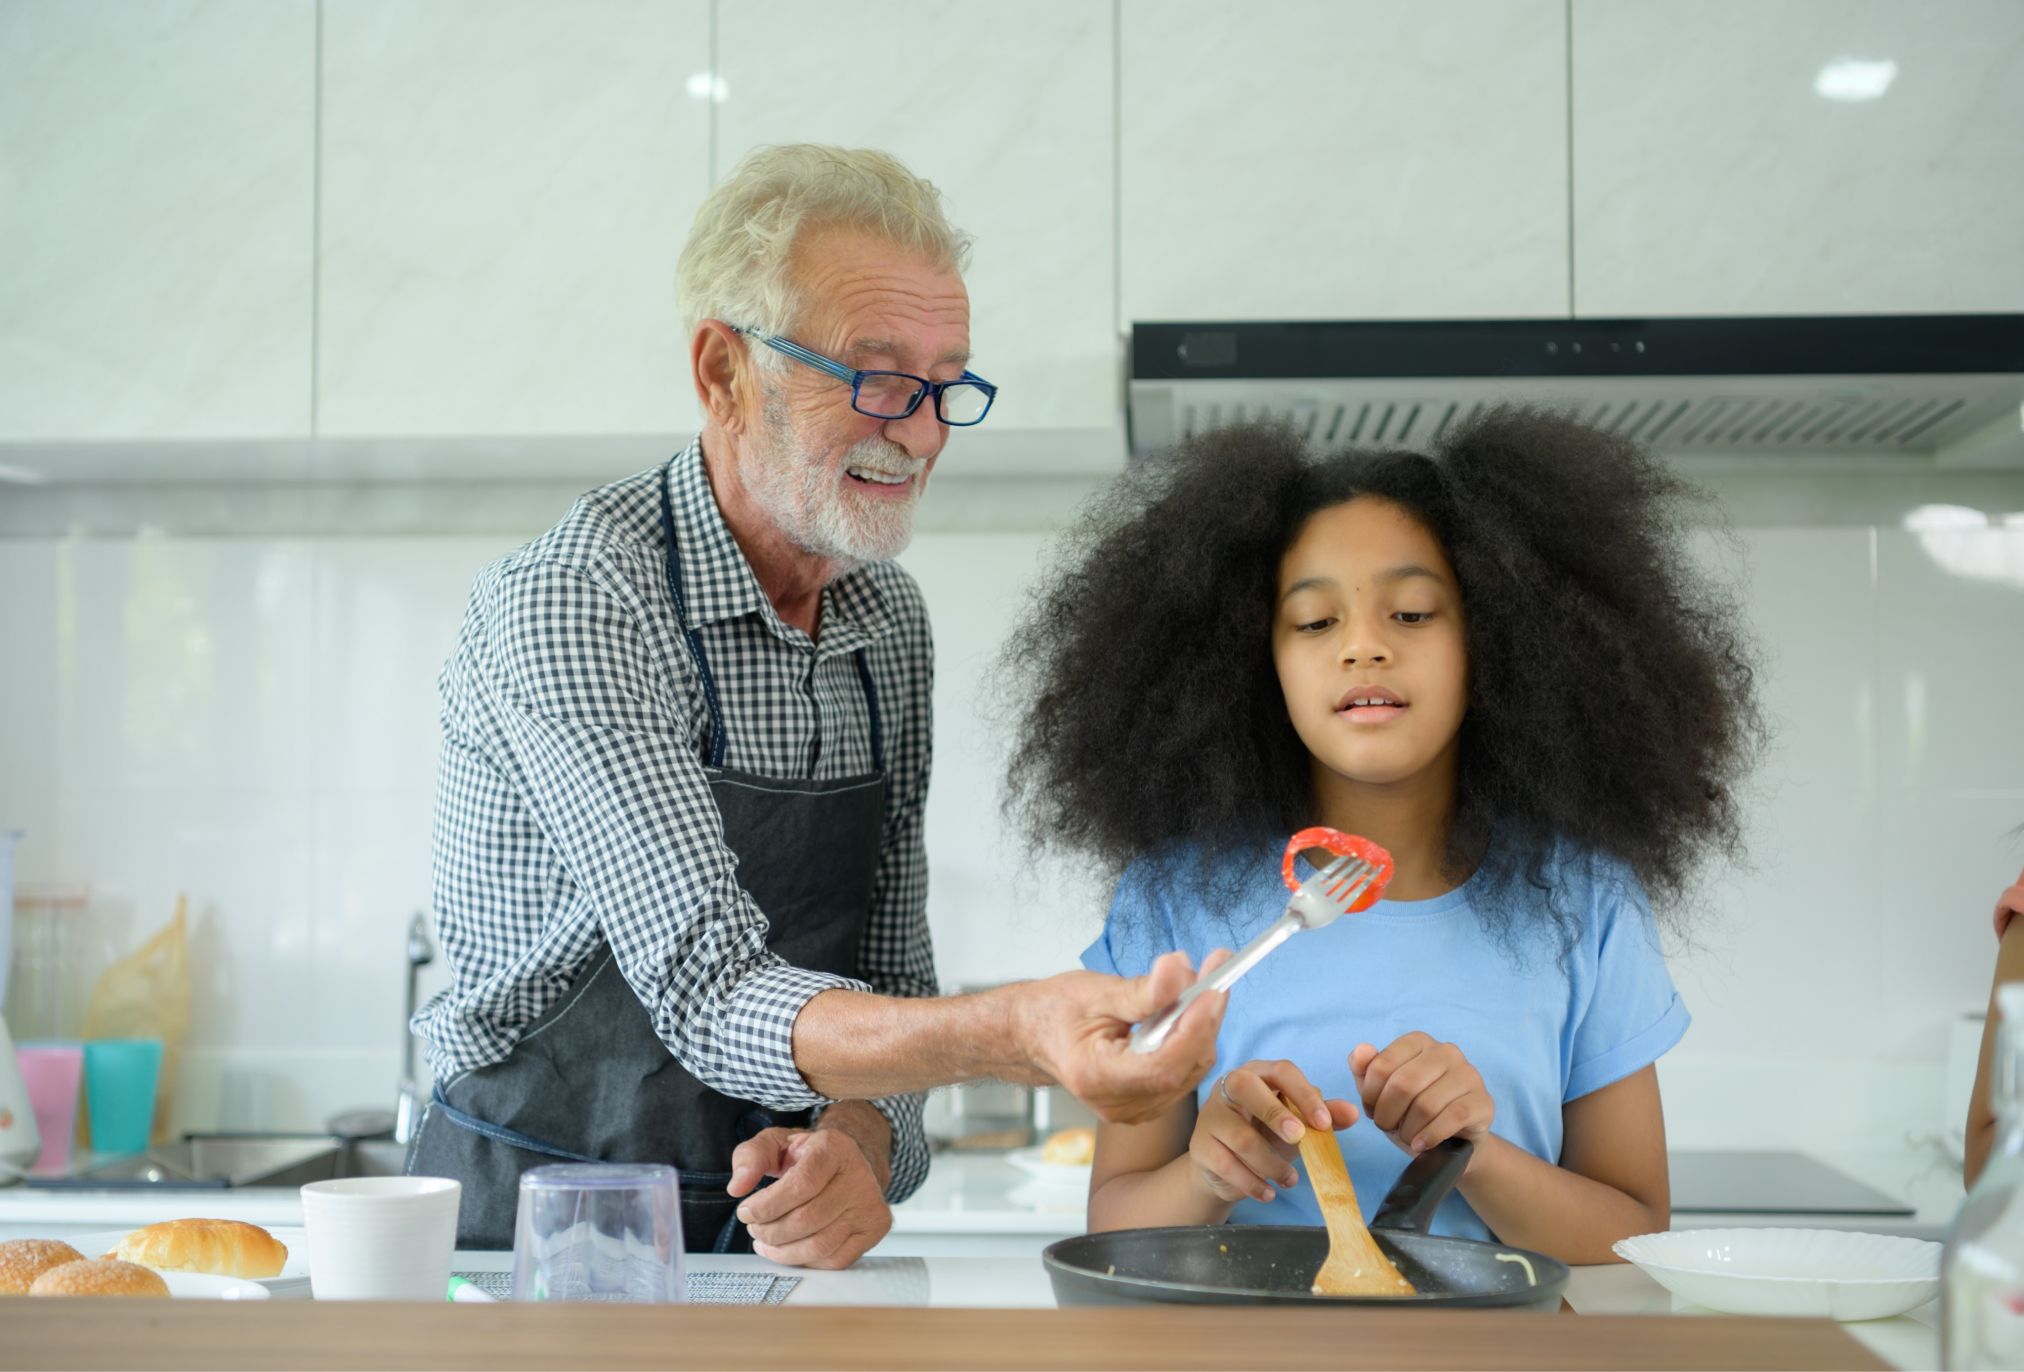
[409,145,1224,1265]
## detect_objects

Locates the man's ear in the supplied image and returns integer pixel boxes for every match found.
[693,321,749,434]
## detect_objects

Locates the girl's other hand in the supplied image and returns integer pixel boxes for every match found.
[1349,1033,1495,1166]
[1187,1059,1359,1204]
[1992,864,2024,939]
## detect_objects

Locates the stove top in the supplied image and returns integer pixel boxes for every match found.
[1668,1150,1913,1217]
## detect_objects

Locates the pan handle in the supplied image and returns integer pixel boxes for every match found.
[1369,1137,1472,1235]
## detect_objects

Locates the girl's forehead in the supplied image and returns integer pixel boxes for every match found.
[1278,497,1455,585]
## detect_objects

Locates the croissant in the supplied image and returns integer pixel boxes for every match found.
[104,1218,287,1278]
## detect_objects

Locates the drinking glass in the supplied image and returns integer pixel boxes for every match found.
[510,1163,684,1303]
[16,1042,83,1172]
[82,1038,161,1154]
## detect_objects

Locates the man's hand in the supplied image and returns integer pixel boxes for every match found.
[1009,950,1230,1125]
[727,1126,891,1268]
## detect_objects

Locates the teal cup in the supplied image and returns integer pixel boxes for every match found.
[83,1038,163,1155]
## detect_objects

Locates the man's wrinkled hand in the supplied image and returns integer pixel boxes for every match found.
[1014,950,1231,1126]
[726,1127,891,1269]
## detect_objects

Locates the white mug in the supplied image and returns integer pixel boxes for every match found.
[301,1176,461,1300]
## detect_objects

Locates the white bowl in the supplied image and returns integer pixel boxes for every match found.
[1613,1228,1940,1321]
[1006,1145,1092,1188]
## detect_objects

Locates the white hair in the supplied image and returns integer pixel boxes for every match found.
[675,144,972,360]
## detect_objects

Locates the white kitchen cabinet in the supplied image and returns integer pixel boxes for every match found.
[1572,0,2024,316]
[714,1,1118,433]
[1119,0,1570,322]
[316,0,710,438]
[0,1,315,441]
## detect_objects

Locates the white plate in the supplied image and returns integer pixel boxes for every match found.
[65,1227,309,1288]
[159,1271,270,1300]
[1004,1179,1093,1214]
[1006,1146,1092,1188]
[1613,1227,1941,1321]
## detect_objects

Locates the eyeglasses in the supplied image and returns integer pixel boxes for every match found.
[732,326,997,426]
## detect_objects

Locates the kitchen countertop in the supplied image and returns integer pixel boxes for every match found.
[0,1143,1963,1239]
[893,1143,1965,1240]
[0,1226,1940,1368]
[451,1251,1931,1369]
[0,1146,1948,1369]
[0,1308,1894,1372]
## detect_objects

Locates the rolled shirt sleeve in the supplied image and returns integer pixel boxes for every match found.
[1563,867,1691,1103]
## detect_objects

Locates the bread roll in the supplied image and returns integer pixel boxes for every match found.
[29,1258,170,1298]
[105,1218,288,1279]
[0,1239,88,1295]
[1041,1126,1095,1166]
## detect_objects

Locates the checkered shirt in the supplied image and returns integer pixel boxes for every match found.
[416,440,936,1203]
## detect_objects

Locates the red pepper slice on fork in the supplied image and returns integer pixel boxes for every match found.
[1282,826,1395,911]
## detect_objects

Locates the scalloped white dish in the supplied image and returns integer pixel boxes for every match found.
[1613,1227,1940,1321]
[159,1271,270,1300]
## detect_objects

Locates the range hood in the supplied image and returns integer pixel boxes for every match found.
[1127,315,2024,466]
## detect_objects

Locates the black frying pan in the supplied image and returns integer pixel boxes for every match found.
[1043,1138,1568,1309]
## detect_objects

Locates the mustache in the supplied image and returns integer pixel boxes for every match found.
[841,438,926,479]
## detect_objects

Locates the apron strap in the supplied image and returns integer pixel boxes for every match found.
[659,456,885,777]
[853,649,885,775]
[658,461,730,769]
[430,1089,603,1163]
[431,1088,748,1193]
[428,1090,749,1253]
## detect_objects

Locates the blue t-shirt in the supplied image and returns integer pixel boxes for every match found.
[1081,839,1690,1242]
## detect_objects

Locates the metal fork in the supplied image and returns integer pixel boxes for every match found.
[1129,854,1380,1054]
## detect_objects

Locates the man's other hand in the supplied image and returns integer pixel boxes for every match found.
[727,1127,892,1269]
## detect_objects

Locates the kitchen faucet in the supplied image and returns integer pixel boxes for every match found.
[394,911,435,1146]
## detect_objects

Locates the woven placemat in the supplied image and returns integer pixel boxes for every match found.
[452,1269,800,1305]
[689,1271,801,1305]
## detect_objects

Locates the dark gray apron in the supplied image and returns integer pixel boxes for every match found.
[407,459,888,1251]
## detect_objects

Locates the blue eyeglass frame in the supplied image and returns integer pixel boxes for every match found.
[731,325,997,425]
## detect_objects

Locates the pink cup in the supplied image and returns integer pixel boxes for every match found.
[16,1043,84,1174]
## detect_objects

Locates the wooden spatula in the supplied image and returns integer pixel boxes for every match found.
[1292,1111,1416,1297]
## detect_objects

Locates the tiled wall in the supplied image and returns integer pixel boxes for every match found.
[1,475,2021,1159]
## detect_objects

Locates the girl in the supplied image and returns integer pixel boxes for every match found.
[1003,408,1763,1264]
[1964,860,2024,1188]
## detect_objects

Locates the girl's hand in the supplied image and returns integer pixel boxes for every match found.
[1188,1059,1359,1204]
[1993,864,2024,939]
[1349,1034,1495,1167]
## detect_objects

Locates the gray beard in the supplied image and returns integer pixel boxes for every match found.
[746,395,926,565]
